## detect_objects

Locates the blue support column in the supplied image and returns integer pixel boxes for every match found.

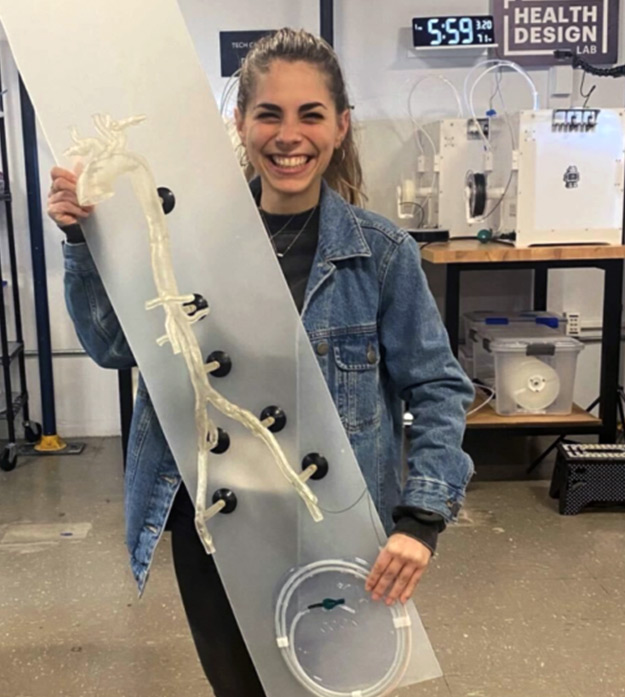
[19,78,57,436]
[18,77,84,455]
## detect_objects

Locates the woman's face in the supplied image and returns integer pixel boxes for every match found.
[236,59,349,213]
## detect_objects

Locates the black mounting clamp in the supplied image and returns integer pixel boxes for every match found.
[183,293,209,317]
[157,187,176,214]
[206,350,232,377]
[260,406,287,433]
[212,488,238,514]
[209,428,231,454]
[302,453,329,480]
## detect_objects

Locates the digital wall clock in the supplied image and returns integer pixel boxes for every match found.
[412,15,497,49]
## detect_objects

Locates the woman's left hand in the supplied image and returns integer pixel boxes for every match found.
[365,534,432,605]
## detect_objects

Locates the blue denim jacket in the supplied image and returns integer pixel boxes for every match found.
[63,182,474,593]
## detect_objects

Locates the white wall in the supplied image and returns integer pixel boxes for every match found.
[0,41,121,436]
[179,0,318,95]
[0,0,624,436]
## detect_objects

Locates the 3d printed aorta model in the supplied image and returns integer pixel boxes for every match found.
[0,1,442,694]
[65,113,322,554]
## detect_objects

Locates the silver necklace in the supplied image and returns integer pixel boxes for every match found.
[260,211,296,241]
[261,206,318,259]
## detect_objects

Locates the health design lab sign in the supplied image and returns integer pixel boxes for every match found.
[494,0,620,66]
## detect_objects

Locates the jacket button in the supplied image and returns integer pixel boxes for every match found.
[366,346,377,364]
[316,341,329,356]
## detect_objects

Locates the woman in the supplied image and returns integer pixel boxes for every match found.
[49,28,474,697]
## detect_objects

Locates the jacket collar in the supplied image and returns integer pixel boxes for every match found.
[250,178,371,263]
[317,180,371,263]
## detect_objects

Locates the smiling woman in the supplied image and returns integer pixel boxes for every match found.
[235,29,363,212]
[235,62,349,213]
[53,26,474,697]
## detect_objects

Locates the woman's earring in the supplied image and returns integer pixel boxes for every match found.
[237,145,249,169]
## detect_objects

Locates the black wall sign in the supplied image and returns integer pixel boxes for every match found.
[219,30,274,78]
[493,0,620,66]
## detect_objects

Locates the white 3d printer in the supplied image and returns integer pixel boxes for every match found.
[466,108,625,247]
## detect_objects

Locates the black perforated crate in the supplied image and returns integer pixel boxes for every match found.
[550,443,625,515]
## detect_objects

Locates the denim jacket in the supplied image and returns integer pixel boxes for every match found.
[63,182,474,593]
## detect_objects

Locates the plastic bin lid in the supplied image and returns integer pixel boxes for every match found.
[481,325,583,353]
[464,311,511,323]
[517,311,564,329]
[465,310,563,329]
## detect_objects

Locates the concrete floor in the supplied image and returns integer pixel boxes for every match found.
[1,437,624,697]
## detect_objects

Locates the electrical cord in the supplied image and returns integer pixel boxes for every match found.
[489,65,503,112]
[398,200,426,227]
[468,62,539,151]
[554,49,625,109]
[467,383,496,417]
[579,71,597,108]
[463,59,539,135]
[463,58,509,115]
[554,50,625,78]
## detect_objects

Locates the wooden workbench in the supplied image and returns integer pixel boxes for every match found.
[420,240,625,439]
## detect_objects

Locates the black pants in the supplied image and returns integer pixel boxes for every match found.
[169,485,266,697]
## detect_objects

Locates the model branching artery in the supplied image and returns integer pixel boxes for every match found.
[65,114,323,554]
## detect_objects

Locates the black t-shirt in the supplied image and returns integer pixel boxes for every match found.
[260,206,320,313]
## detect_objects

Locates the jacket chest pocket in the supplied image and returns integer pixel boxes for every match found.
[333,333,381,433]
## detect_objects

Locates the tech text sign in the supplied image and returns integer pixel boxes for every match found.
[493,0,620,66]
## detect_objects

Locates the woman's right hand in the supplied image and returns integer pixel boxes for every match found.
[47,167,94,227]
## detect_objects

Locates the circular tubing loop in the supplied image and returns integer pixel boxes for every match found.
[274,559,412,697]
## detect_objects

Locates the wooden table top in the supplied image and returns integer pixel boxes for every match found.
[467,402,600,429]
[420,240,625,265]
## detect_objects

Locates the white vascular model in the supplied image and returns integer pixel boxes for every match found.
[65,113,323,555]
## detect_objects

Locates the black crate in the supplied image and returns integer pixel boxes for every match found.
[550,443,625,515]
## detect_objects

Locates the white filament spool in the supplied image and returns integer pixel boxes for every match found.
[503,357,561,412]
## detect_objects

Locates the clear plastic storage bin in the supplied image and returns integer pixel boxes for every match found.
[458,345,472,379]
[463,310,566,381]
[475,326,584,415]
[464,310,565,358]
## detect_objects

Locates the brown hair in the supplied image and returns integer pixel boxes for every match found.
[236,28,364,206]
